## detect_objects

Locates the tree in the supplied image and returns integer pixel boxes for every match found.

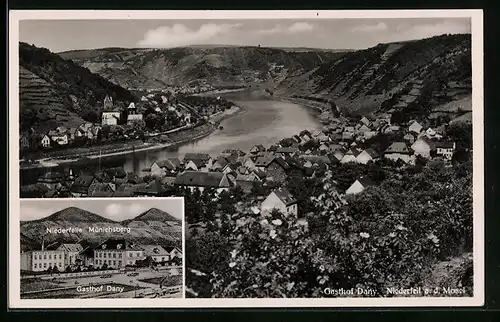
[210,210,319,298]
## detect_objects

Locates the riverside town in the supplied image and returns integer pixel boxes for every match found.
[17,17,475,299]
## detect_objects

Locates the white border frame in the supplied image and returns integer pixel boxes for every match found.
[8,9,484,308]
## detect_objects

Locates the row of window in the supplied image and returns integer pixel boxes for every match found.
[96,252,123,259]
[34,262,62,269]
[95,252,143,258]
[34,253,63,260]
[96,259,122,267]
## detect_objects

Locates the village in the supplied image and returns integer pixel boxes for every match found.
[21,238,182,273]
[20,90,464,223]
[19,91,236,160]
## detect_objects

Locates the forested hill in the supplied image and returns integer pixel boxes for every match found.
[19,42,137,133]
[276,34,472,117]
[58,45,348,89]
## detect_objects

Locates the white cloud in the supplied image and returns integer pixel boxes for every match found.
[138,23,242,47]
[352,22,388,33]
[288,22,314,33]
[104,203,123,219]
[257,22,315,34]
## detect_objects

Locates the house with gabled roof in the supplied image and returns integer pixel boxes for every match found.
[151,158,181,177]
[69,174,96,197]
[40,134,51,148]
[299,130,313,143]
[411,137,436,159]
[261,187,298,217]
[341,147,363,163]
[165,246,182,260]
[37,172,64,190]
[88,182,115,197]
[250,144,266,154]
[346,176,376,195]
[409,121,423,134]
[183,153,213,171]
[142,245,170,263]
[385,142,413,163]
[356,148,379,165]
[56,243,84,267]
[330,148,345,162]
[360,116,371,127]
[211,156,230,172]
[358,124,372,133]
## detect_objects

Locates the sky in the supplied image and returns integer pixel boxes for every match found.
[18,18,471,52]
[20,198,184,221]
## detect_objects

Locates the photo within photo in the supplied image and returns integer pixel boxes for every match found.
[19,198,184,299]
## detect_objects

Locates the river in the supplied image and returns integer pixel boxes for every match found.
[20,95,322,185]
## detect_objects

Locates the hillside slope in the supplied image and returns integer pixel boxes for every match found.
[20,207,182,250]
[121,207,181,225]
[19,42,137,132]
[276,34,472,116]
[59,46,347,89]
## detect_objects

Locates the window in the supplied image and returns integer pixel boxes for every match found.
[43,263,47,268]
[113,253,116,258]
[49,254,52,260]
[103,253,107,258]
[58,263,62,267]
[113,260,116,266]
[44,254,47,260]
[118,253,122,258]
[34,263,37,269]
[59,254,62,259]
[129,253,133,258]
[34,254,37,260]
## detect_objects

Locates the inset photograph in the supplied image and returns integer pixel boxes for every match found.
[19,198,184,299]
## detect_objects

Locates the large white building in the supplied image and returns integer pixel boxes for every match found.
[21,250,65,272]
[94,239,146,269]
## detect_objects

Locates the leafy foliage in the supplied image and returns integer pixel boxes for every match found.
[185,158,473,298]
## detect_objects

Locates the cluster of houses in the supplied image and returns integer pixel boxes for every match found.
[20,123,102,151]
[21,238,182,273]
[21,109,458,219]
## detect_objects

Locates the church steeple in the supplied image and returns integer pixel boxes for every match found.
[103,95,113,110]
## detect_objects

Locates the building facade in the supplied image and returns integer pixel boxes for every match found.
[21,250,65,272]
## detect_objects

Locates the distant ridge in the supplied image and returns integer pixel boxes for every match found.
[29,207,117,223]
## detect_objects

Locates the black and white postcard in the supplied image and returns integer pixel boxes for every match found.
[9,9,484,308]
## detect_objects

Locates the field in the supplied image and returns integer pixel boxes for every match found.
[20,283,140,299]
[138,275,182,287]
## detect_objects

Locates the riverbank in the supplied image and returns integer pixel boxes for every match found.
[193,88,246,96]
[20,104,244,170]
[274,95,338,124]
